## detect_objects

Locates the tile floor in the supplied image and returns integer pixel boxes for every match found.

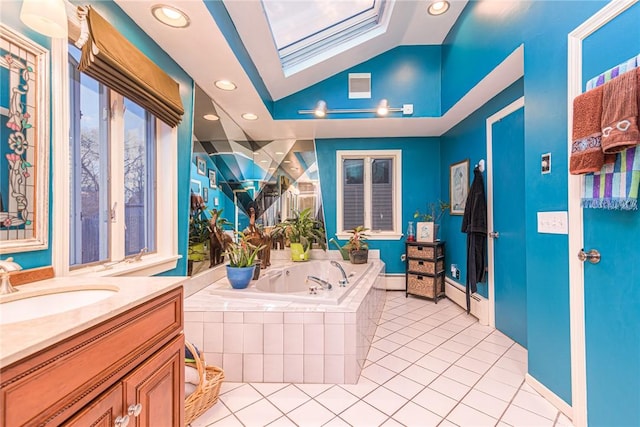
[190,292,574,427]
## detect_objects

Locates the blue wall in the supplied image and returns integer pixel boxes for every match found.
[440,78,524,298]
[316,137,440,274]
[2,1,194,276]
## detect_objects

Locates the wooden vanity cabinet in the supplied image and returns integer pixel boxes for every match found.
[0,287,184,427]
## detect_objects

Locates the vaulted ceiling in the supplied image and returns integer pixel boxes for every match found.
[115,1,522,141]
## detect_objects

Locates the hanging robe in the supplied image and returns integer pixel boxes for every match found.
[461,167,487,313]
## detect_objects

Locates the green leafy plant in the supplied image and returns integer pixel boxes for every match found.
[414,200,450,223]
[224,232,265,267]
[270,207,327,252]
[344,225,369,251]
[188,211,211,246]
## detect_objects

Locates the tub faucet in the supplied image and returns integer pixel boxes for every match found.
[330,260,349,286]
[0,257,22,294]
[306,275,332,290]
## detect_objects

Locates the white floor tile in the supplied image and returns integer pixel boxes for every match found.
[556,412,575,426]
[415,354,452,374]
[484,331,515,347]
[234,398,283,426]
[219,384,264,412]
[447,403,497,427]
[512,389,559,420]
[466,347,502,365]
[315,385,360,415]
[371,338,402,353]
[400,364,439,386]
[323,416,352,426]
[454,355,493,375]
[266,415,297,426]
[485,365,525,388]
[500,403,555,426]
[442,364,482,387]
[440,339,473,355]
[361,362,396,384]
[189,401,231,427]
[475,340,510,356]
[390,345,423,363]
[295,382,332,397]
[266,384,311,413]
[219,382,244,396]
[340,400,389,427]
[474,376,519,402]
[383,374,425,399]
[366,346,388,363]
[375,354,412,373]
[250,382,289,397]
[412,386,458,417]
[287,400,335,427]
[207,414,244,426]
[380,417,405,427]
[416,332,448,346]
[428,376,471,401]
[438,419,460,427]
[503,344,527,363]
[391,401,442,426]
[461,389,509,419]
[429,346,463,363]
[494,355,527,375]
[363,386,408,416]
[385,331,414,346]
[404,338,436,354]
[339,376,379,398]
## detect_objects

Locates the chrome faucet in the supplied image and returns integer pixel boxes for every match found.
[330,260,349,286]
[0,257,22,294]
[306,275,332,290]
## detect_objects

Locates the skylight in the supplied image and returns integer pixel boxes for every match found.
[262,0,389,74]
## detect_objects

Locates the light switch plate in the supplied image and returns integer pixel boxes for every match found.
[537,211,568,234]
[541,153,551,174]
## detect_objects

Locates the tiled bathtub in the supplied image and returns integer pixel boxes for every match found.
[184,258,386,383]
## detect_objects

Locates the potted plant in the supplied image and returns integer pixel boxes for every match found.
[188,211,211,262]
[345,225,369,264]
[413,200,450,242]
[270,207,327,261]
[224,232,265,289]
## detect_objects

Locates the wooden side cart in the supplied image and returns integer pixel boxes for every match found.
[405,241,446,303]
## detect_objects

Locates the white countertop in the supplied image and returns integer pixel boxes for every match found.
[0,276,185,368]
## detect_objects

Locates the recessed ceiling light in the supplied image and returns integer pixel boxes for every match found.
[260,160,268,163]
[215,80,237,91]
[275,151,284,155]
[427,0,450,15]
[151,5,190,28]
[203,114,219,121]
[242,113,258,121]
[283,160,291,164]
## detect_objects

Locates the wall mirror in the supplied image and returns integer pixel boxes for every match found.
[188,84,324,275]
[0,25,50,254]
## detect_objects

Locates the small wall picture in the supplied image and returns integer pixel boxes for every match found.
[203,187,209,203]
[208,169,217,188]
[450,159,469,215]
[541,152,551,174]
[196,157,206,176]
[190,179,201,196]
[416,221,435,243]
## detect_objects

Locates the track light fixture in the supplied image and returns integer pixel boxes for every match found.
[299,100,412,118]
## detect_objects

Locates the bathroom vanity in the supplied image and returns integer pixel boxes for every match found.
[0,276,185,426]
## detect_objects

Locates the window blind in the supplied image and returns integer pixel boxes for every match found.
[78,7,184,128]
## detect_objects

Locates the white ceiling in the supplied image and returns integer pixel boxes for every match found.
[115,0,523,142]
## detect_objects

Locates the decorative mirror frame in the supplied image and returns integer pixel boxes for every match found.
[0,25,50,253]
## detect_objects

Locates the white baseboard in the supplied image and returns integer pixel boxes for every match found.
[526,373,573,420]
[385,274,405,291]
[445,277,489,325]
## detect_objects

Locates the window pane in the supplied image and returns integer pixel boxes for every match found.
[124,98,156,256]
[343,159,364,230]
[371,158,393,231]
[69,44,110,266]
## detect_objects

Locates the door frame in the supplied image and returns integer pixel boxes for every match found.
[486,97,525,328]
[567,2,637,426]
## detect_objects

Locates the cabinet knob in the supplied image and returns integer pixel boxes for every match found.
[128,403,143,417]
[115,415,130,427]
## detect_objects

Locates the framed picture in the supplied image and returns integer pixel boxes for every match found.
[208,169,217,188]
[416,221,435,243]
[449,159,469,215]
[196,157,206,176]
[1,25,50,253]
[190,179,202,196]
[203,187,209,203]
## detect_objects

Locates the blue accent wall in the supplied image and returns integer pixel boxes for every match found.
[2,1,194,276]
[440,78,524,299]
[274,46,441,119]
[316,137,440,274]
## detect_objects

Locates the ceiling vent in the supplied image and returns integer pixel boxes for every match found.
[348,73,371,99]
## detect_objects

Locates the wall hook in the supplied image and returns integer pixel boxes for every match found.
[476,159,485,172]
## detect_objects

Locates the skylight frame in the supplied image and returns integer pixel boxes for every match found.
[262,0,389,73]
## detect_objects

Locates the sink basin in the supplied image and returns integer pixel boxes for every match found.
[0,286,118,325]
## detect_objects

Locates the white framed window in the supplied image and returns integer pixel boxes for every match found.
[51,40,179,276]
[336,150,402,240]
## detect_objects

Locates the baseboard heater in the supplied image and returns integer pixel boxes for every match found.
[445,277,489,326]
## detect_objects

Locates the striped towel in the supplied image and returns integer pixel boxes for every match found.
[582,146,640,210]
[586,54,639,91]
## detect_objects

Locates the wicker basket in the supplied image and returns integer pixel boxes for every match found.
[184,341,224,426]
[407,273,444,299]
[408,259,444,275]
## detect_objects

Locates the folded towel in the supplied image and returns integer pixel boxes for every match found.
[185,365,200,385]
[185,382,197,398]
[601,68,640,154]
[570,85,605,174]
[582,146,640,210]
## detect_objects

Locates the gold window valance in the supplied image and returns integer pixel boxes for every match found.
[78,6,184,128]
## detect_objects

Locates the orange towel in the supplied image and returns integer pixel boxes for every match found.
[601,68,640,154]
[570,85,605,175]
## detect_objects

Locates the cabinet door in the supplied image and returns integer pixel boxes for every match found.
[123,335,184,427]
[62,383,124,427]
